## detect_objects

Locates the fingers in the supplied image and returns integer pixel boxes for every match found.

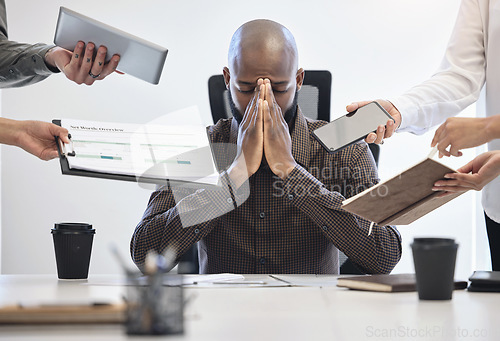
[365,125,385,144]
[346,101,372,113]
[264,81,275,127]
[80,43,95,82]
[99,49,120,79]
[242,79,264,127]
[44,150,61,161]
[364,133,377,144]
[48,124,70,144]
[64,42,121,85]
[241,83,259,125]
[456,160,474,174]
[434,178,473,188]
[88,46,107,81]
[436,137,452,157]
[433,173,481,191]
[449,144,463,157]
[62,42,85,82]
[432,185,471,193]
[384,119,396,138]
[431,124,444,148]
[353,100,396,144]
[373,125,385,144]
[436,191,460,198]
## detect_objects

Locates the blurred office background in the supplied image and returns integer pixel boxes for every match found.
[0,0,488,279]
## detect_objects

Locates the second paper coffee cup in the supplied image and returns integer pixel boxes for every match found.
[411,237,458,300]
[51,222,95,279]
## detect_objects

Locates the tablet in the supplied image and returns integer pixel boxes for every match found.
[54,7,168,84]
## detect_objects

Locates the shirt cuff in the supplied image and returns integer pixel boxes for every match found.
[25,44,60,76]
[389,95,422,133]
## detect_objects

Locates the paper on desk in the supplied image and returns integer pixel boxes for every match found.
[269,274,340,287]
[60,119,219,185]
[167,273,245,286]
[86,273,245,287]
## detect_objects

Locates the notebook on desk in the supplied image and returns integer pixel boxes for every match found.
[337,273,468,293]
[0,301,125,324]
[468,271,500,292]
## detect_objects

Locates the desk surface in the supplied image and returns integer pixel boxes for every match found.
[0,274,499,341]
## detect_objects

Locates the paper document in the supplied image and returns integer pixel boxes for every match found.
[58,119,219,185]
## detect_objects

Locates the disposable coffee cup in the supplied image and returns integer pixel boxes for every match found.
[51,223,95,279]
[411,237,458,300]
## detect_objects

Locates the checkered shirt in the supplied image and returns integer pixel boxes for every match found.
[131,108,402,274]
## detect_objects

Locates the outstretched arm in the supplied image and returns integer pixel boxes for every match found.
[0,118,69,160]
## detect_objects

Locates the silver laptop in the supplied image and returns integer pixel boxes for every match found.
[54,7,168,84]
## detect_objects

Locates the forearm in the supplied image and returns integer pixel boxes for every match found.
[282,164,401,274]
[131,173,245,271]
[486,115,500,141]
[0,38,58,88]
[0,117,20,146]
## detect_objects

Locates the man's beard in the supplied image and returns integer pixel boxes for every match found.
[228,88,298,131]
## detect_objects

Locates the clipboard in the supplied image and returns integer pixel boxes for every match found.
[53,119,220,187]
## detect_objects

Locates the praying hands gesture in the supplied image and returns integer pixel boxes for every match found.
[228,78,297,188]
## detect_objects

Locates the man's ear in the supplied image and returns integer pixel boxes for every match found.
[296,68,305,91]
[223,67,231,89]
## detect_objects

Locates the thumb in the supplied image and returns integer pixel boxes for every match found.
[49,124,70,144]
[457,159,474,174]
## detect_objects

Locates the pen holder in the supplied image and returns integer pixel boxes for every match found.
[125,272,184,335]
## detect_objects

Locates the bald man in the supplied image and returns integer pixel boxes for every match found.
[131,20,402,274]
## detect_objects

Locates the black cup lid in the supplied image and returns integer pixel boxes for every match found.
[412,237,455,245]
[53,223,94,231]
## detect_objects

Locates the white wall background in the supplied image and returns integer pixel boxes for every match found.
[0,0,490,279]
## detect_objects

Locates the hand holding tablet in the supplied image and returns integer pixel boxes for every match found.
[54,7,168,84]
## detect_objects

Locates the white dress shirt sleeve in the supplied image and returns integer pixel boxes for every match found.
[391,0,486,134]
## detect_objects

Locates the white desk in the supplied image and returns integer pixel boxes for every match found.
[0,274,499,341]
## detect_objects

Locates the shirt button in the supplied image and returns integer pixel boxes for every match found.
[259,257,266,265]
[9,69,14,74]
[259,212,265,219]
[288,194,294,200]
[32,56,37,62]
[227,197,233,204]
[322,225,328,231]
[194,228,200,234]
